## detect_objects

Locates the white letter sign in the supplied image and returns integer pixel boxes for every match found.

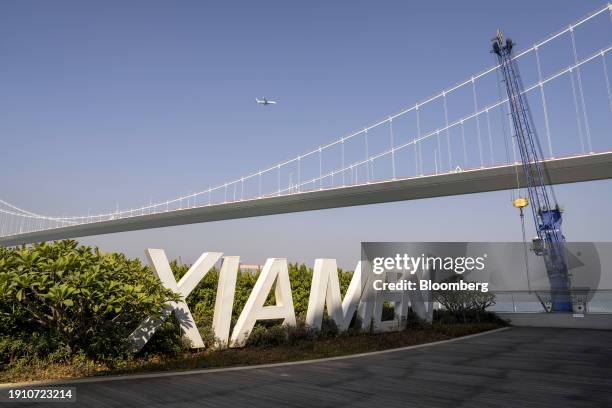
[129,249,222,352]
[306,260,363,331]
[230,258,296,347]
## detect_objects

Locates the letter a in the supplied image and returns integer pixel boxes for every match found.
[230,258,296,347]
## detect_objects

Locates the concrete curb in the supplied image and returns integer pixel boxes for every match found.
[0,326,511,388]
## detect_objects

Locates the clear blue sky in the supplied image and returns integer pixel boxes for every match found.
[1,1,611,267]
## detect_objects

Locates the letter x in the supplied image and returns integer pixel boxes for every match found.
[129,249,222,352]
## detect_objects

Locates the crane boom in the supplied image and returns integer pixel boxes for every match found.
[492,31,572,312]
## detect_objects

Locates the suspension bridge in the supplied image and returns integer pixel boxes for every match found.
[1,4,612,247]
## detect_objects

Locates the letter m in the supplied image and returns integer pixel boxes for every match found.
[305,259,363,331]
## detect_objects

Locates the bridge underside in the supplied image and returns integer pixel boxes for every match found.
[2,151,612,247]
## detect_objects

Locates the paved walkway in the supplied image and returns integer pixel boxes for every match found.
[5,327,612,407]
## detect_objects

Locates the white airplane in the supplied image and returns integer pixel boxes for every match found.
[255,97,276,105]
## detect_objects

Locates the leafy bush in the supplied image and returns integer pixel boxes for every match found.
[245,316,344,348]
[318,316,339,338]
[404,308,430,330]
[429,275,499,324]
[246,324,288,347]
[432,276,496,313]
[286,319,318,345]
[0,241,178,363]
[433,309,508,325]
[139,317,190,357]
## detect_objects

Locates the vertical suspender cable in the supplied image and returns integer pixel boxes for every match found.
[341,138,345,186]
[370,158,375,181]
[434,148,438,174]
[460,120,468,167]
[415,104,422,175]
[389,118,396,179]
[570,27,593,152]
[297,157,301,192]
[535,46,554,157]
[443,92,452,170]
[602,52,612,113]
[364,129,370,181]
[508,108,517,163]
[258,172,262,198]
[471,78,484,167]
[569,68,586,152]
[485,109,494,165]
[318,147,322,190]
[436,128,441,173]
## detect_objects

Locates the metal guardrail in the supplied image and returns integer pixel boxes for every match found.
[489,289,612,314]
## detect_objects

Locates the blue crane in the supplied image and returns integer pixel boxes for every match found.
[492,31,572,312]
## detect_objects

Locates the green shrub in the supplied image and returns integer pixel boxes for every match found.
[433,309,508,325]
[243,316,347,348]
[286,319,318,345]
[246,324,288,347]
[432,276,496,313]
[404,308,430,330]
[138,317,189,357]
[0,240,179,363]
[319,316,339,338]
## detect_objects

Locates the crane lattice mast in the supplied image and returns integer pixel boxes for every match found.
[492,30,572,312]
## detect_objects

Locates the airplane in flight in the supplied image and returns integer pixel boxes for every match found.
[255,97,276,105]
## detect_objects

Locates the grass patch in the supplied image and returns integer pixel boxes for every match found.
[0,322,504,384]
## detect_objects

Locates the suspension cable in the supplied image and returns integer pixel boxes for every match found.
[570,27,593,152]
[569,68,586,153]
[472,78,484,167]
[535,46,554,157]
[443,91,452,170]
[602,51,612,113]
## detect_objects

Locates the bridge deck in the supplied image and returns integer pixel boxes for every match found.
[2,151,612,246]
